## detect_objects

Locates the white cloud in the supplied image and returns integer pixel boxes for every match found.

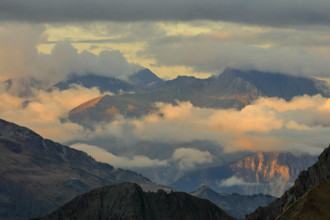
[70,143,168,168]
[217,176,258,187]
[172,148,213,170]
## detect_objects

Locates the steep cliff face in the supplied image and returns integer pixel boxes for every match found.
[246,144,330,220]
[0,119,152,219]
[36,182,235,220]
[171,152,317,196]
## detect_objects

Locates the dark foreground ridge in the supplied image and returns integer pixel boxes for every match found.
[246,144,330,220]
[35,182,235,220]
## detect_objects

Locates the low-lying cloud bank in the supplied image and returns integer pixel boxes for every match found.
[1,81,329,157]
[95,95,329,155]
[71,143,168,168]
[71,143,214,170]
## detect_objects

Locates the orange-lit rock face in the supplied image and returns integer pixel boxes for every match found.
[106,106,120,117]
[69,95,106,115]
[127,104,135,110]
[231,152,290,182]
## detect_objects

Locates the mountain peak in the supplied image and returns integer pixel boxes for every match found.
[38,182,235,220]
[129,68,164,89]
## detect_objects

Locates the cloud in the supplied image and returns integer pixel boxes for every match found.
[0,23,139,84]
[0,85,109,142]
[172,148,213,170]
[1,77,330,156]
[217,176,258,187]
[70,143,168,168]
[144,32,330,77]
[90,95,330,155]
[1,0,330,27]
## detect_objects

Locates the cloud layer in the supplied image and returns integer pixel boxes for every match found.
[0,23,139,84]
[71,143,168,168]
[1,0,330,27]
[94,96,330,155]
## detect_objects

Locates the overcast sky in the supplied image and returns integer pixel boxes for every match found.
[1,0,330,80]
[1,0,330,27]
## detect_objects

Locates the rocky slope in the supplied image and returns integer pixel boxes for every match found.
[0,119,154,219]
[191,186,275,219]
[275,178,330,220]
[36,182,235,220]
[246,144,330,220]
[171,152,317,197]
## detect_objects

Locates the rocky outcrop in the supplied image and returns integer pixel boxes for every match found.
[36,182,235,220]
[0,119,152,219]
[246,144,330,220]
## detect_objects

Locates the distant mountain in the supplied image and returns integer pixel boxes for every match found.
[67,68,330,126]
[171,152,317,197]
[191,186,276,219]
[36,182,235,220]
[210,68,324,101]
[246,144,330,220]
[3,77,46,97]
[0,119,156,219]
[129,68,165,89]
[54,74,137,94]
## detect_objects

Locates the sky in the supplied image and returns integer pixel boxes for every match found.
[1,0,330,81]
[1,0,330,169]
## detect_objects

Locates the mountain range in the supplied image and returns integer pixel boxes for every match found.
[191,186,276,219]
[33,141,330,220]
[64,68,330,126]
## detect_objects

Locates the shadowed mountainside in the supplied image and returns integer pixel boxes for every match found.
[191,186,275,219]
[275,178,330,220]
[129,68,165,89]
[246,144,330,220]
[35,182,235,220]
[0,119,154,219]
[54,74,137,94]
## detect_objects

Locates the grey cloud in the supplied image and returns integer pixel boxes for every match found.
[144,33,330,77]
[0,23,140,84]
[1,0,330,27]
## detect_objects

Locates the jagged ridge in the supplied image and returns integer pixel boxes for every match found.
[36,182,235,220]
